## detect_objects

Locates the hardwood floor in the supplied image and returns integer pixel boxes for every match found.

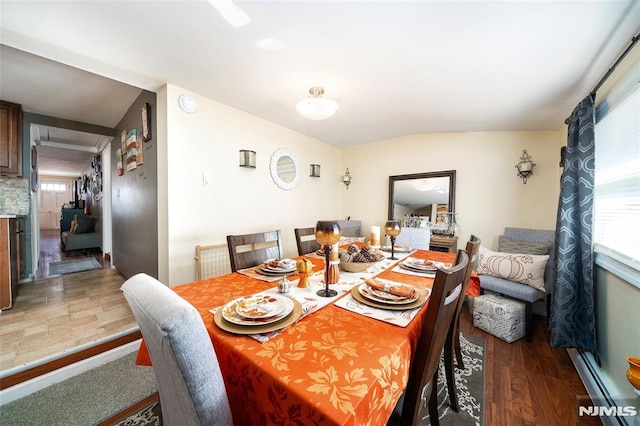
[459,305,601,425]
[0,229,136,373]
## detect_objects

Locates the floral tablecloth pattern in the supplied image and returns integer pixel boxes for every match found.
[135,250,479,425]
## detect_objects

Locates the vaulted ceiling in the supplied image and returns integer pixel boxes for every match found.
[1,1,639,175]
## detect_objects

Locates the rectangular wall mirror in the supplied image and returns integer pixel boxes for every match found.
[388,170,456,225]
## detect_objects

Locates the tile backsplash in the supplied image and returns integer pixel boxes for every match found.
[0,176,30,215]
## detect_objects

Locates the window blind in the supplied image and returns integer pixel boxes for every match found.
[594,62,640,271]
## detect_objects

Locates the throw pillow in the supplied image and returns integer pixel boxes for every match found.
[74,216,96,234]
[477,246,549,292]
[498,235,552,255]
[70,215,78,233]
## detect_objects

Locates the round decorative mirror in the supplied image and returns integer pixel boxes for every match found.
[270,148,300,190]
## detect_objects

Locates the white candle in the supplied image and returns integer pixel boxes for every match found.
[370,226,380,246]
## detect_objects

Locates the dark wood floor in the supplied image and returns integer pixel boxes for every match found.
[35,228,110,279]
[458,304,601,425]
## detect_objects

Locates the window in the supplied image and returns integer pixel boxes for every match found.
[594,62,640,277]
[40,182,67,192]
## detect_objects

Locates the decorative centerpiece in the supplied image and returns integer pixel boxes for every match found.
[338,244,385,272]
[315,221,341,297]
[384,220,402,260]
[296,258,314,288]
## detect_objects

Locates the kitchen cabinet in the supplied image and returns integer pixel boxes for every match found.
[1,101,23,177]
[1,217,24,310]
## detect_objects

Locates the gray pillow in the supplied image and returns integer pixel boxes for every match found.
[498,235,552,255]
[74,216,96,234]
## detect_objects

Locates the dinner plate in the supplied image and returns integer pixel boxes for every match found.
[235,294,289,319]
[358,283,419,305]
[214,298,303,334]
[402,258,439,271]
[381,244,412,253]
[351,286,427,311]
[398,263,437,275]
[255,265,295,276]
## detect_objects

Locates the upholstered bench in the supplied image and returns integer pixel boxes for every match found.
[473,293,526,343]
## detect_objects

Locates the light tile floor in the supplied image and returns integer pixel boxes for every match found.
[0,268,135,372]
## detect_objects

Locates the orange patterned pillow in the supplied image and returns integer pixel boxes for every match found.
[477,246,549,292]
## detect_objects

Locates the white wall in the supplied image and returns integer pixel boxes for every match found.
[341,131,561,248]
[164,85,342,286]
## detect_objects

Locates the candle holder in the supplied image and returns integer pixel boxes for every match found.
[384,220,402,260]
[315,220,341,297]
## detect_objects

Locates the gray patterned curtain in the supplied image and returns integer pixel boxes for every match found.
[551,94,597,355]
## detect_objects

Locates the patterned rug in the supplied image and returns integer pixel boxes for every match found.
[112,333,485,425]
[48,257,102,275]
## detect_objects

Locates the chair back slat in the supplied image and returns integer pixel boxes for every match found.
[294,227,321,256]
[226,230,283,272]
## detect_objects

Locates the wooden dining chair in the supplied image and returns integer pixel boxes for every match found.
[390,250,469,426]
[294,227,320,256]
[121,273,233,426]
[226,229,284,272]
[444,235,481,411]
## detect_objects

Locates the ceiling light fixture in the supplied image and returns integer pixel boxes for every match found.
[296,87,339,120]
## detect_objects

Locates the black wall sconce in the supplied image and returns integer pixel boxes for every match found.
[310,164,321,177]
[515,150,536,184]
[342,168,352,189]
[239,150,256,168]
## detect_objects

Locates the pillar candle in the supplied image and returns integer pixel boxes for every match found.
[370,226,380,246]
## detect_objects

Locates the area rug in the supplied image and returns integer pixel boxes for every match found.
[49,257,102,275]
[111,333,485,426]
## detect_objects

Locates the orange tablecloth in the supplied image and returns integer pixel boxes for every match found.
[136,250,479,425]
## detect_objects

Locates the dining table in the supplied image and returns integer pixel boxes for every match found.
[135,247,480,426]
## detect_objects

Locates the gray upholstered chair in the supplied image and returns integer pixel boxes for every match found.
[121,273,233,426]
[478,227,555,342]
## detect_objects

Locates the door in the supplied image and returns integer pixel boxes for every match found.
[39,180,71,229]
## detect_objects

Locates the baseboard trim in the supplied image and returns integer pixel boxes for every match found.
[567,348,631,426]
[0,328,141,391]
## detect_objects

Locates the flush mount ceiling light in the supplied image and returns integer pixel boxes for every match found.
[296,87,339,120]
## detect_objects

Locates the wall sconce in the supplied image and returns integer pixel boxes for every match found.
[515,150,536,184]
[310,164,321,177]
[342,168,352,189]
[239,150,256,168]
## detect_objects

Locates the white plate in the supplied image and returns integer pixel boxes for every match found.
[381,245,412,253]
[402,258,439,271]
[358,283,419,305]
[398,263,437,275]
[222,295,294,325]
[235,294,288,318]
[263,259,296,272]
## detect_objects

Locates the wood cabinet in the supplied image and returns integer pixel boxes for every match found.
[1,217,23,310]
[1,101,23,177]
[429,235,458,253]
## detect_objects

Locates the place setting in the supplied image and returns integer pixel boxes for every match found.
[212,292,303,335]
[393,257,450,277]
[237,258,297,282]
[334,277,430,327]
